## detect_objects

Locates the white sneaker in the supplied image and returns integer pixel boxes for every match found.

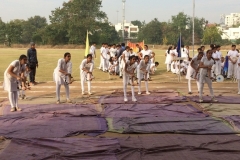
[199,99,203,103]
[211,97,218,102]
[146,92,150,95]
[56,100,60,104]
[124,97,128,102]
[88,92,92,95]
[132,97,137,102]
[238,92,240,95]
[138,92,142,95]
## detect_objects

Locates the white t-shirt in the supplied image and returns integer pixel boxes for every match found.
[102,48,109,59]
[122,50,131,62]
[228,50,239,62]
[138,60,150,72]
[212,52,219,61]
[89,45,96,56]
[181,48,188,58]
[124,60,137,75]
[79,59,94,75]
[141,49,152,59]
[110,48,117,57]
[54,58,72,77]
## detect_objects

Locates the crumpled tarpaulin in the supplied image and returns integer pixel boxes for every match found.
[0,104,107,138]
[2,104,99,116]
[189,96,240,104]
[116,135,240,160]
[223,116,240,132]
[99,95,186,104]
[1,135,240,160]
[0,138,120,160]
[107,117,235,134]
[102,103,207,118]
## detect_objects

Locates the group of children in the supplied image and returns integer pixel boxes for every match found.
[97,43,159,79]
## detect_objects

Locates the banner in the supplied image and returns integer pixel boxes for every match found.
[84,30,89,57]
[127,41,144,53]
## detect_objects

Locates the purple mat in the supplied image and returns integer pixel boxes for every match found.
[2,104,98,116]
[1,135,240,160]
[117,135,240,160]
[102,104,207,118]
[99,95,186,104]
[0,112,107,138]
[0,138,119,160]
[108,117,235,134]
[224,116,240,131]
[189,96,240,104]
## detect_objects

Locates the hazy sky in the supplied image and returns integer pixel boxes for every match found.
[0,0,240,24]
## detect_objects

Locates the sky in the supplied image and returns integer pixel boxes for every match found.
[0,0,240,24]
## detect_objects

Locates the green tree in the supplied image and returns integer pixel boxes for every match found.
[5,19,24,45]
[0,18,6,44]
[49,0,107,44]
[202,26,222,44]
[138,18,162,44]
[131,20,144,29]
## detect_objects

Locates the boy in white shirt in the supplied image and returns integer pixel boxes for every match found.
[227,45,239,79]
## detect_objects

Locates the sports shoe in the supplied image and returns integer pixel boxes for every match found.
[88,92,92,95]
[211,97,218,102]
[138,92,142,95]
[82,92,85,95]
[146,92,151,95]
[10,107,16,112]
[56,100,60,104]
[199,99,203,103]
[124,97,128,102]
[16,107,22,111]
[132,96,137,102]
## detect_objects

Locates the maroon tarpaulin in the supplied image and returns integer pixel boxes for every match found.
[189,96,240,104]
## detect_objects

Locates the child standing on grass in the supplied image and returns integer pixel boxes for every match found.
[137,55,151,95]
[123,55,138,102]
[80,54,94,95]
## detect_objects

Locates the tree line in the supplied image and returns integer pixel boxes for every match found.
[0,0,238,46]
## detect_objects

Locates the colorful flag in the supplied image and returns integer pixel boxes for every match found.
[84,30,89,57]
[127,41,144,53]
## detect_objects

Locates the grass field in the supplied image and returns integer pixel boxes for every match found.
[0,48,229,82]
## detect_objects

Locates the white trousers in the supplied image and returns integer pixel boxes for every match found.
[123,73,135,98]
[56,83,69,101]
[188,79,200,92]
[80,73,91,93]
[227,62,237,78]
[8,91,18,108]
[166,64,171,71]
[199,78,214,99]
[238,80,240,92]
[99,56,103,69]
[138,79,149,93]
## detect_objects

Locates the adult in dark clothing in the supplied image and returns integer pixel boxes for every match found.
[117,43,126,59]
[27,42,38,85]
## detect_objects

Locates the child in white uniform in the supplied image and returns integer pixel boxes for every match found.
[137,55,151,95]
[227,45,239,79]
[53,52,72,104]
[18,64,31,100]
[198,50,218,102]
[150,62,159,74]
[165,46,172,72]
[186,52,203,94]
[3,55,27,112]
[80,54,94,95]
[123,55,138,102]
[108,57,116,75]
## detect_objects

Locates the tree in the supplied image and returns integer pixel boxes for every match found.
[49,0,107,44]
[131,20,144,29]
[5,19,24,45]
[0,18,6,44]
[202,26,222,44]
[138,18,162,44]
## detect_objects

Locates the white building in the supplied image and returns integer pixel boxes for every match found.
[220,26,240,40]
[115,20,139,39]
[225,13,240,27]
